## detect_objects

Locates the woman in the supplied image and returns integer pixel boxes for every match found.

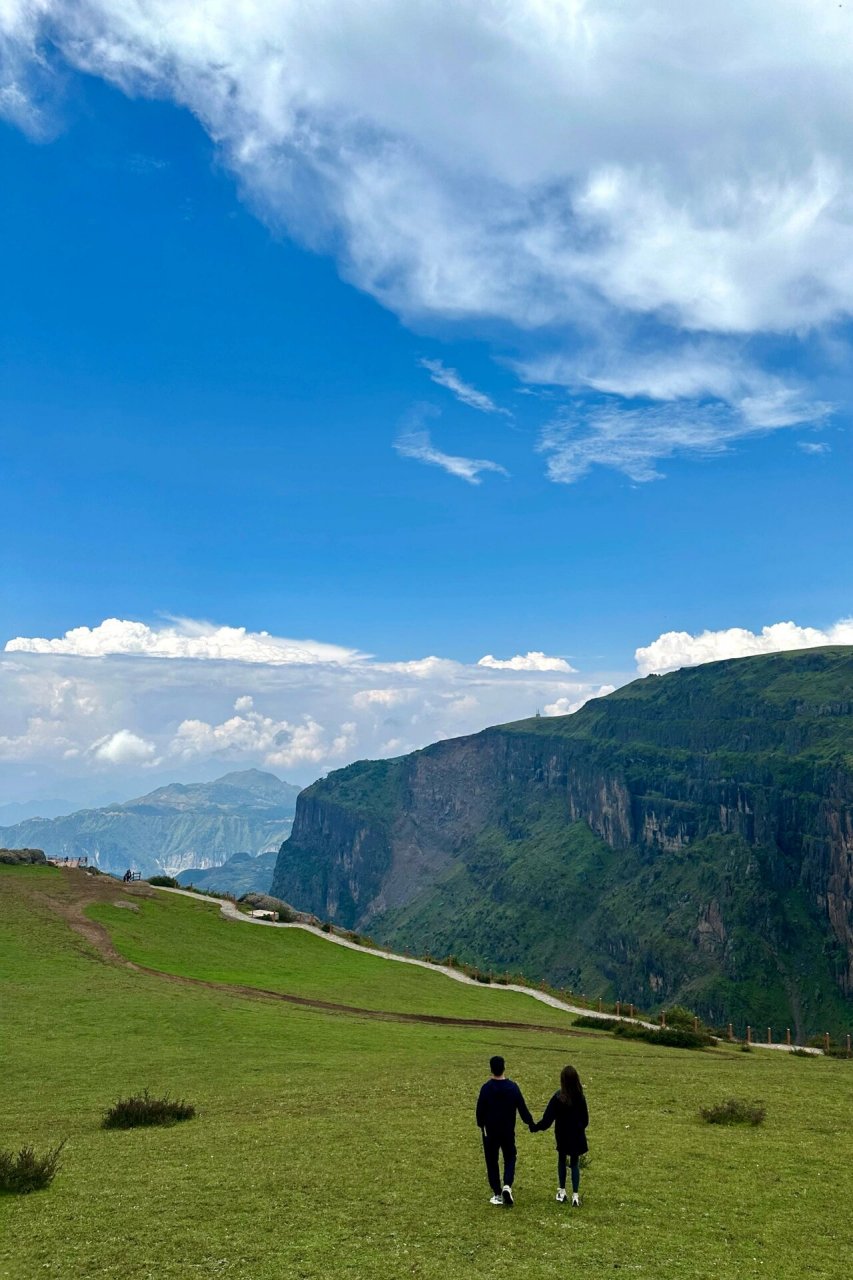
[533,1064,589,1205]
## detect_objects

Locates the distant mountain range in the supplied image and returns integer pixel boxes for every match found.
[272,648,853,1038]
[0,770,300,878]
[177,850,278,897]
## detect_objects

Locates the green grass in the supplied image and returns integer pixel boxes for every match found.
[86,890,576,1027]
[2,864,853,1280]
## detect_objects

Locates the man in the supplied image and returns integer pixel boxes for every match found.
[475,1054,534,1206]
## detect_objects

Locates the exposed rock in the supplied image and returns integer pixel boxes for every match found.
[271,647,853,1036]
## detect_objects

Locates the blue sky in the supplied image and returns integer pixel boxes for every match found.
[1,2,851,805]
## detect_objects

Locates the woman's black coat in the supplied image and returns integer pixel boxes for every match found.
[534,1091,589,1156]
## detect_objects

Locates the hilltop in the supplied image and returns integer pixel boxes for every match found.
[0,769,300,878]
[272,647,853,1037]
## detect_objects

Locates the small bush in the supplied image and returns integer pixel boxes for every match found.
[0,1141,65,1194]
[700,1097,765,1126]
[147,875,180,888]
[662,1005,697,1030]
[740,1043,753,1053]
[102,1090,196,1130]
[614,1023,709,1050]
[573,1015,623,1031]
[790,1048,814,1058]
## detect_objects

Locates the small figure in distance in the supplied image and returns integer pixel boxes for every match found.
[475,1054,535,1207]
[531,1063,589,1206]
[123,868,132,883]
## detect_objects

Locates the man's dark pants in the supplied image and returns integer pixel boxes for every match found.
[482,1131,517,1194]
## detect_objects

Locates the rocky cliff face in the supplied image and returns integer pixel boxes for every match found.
[273,649,853,1035]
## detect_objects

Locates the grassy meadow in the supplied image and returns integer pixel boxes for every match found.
[1,864,851,1280]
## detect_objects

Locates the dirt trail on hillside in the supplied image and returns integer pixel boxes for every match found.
[48,871,589,1038]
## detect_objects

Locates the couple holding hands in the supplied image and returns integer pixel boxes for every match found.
[475,1055,589,1208]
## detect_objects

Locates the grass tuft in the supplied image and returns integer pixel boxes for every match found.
[0,1141,65,1193]
[699,1097,765,1126]
[102,1089,196,1129]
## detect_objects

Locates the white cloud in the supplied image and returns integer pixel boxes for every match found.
[635,619,853,676]
[0,616,622,801]
[543,686,615,716]
[5,1,852,484]
[5,617,365,665]
[537,397,829,485]
[170,700,356,770]
[419,359,510,416]
[394,428,508,485]
[798,440,830,455]
[478,651,575,673]
[91,729,157,766]
[351,688,412,709]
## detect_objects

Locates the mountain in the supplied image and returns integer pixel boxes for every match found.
[0,798,77,822]
[271,647,853,1038]
[0,770,301,878]
[177,850,278,897]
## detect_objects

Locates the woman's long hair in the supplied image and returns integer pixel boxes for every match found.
[559,1064,584,1106]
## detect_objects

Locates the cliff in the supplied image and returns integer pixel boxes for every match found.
[272,648,853,1037]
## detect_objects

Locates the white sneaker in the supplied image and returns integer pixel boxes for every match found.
[571,1193,581,1207]
[489,1194,503,1205]
[502,1185,514,1207]
[556,1189,567,1203]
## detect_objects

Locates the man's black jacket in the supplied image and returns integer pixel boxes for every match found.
[476,1078,534,1137]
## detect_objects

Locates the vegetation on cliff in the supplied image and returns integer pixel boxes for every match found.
[272,648,853,1037]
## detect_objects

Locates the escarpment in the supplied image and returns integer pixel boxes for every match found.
[273,648,853,1035]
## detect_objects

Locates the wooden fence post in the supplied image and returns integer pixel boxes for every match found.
[824,1031,831,1053]
[693,1017,699,1032]
[615,1000,621,1018]
[767,1027,772,1045]
[629,1004,635,1018]
[746,1025,752,1044]
[786,1028,791,1047]
[661,1010,667,1028]
[846,1034,851,1059]
[598,998,603,1012]
[727,1023,734,1042]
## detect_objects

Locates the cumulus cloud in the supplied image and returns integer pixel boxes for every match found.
[544,687,615,716]
[3,1,850,482]
[635,619,853,676]
[0,616,623,802]
[5,617,365,665]
[478,651,575,673]
[91,729,157,765]
[798,440,830,455]
[419,359,510,416]
[171,700,356,770]
[394,428,508,485]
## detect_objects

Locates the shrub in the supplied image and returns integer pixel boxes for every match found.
[664,1005,701,1031]
[790,1048,814,1058]
[740,1043,753,1053]
[700,1098,765,1126]
[147,875,180,888]
[0,1141,65,1194]
[573,1015,623,1031]
[102,1090,196,1129]
[614,1023,709,1050]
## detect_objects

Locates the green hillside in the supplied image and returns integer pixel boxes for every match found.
[2,862,853,1280]
[272,648,853,1037]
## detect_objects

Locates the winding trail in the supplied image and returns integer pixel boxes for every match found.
[154,887,660,1030]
